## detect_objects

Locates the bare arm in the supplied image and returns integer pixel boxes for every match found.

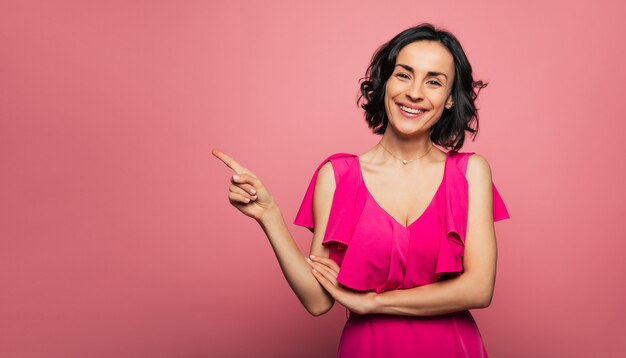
[257,162,337,316]
[212,149,336,317]
[369,154,498,316]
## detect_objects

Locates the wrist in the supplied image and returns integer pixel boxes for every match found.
[257,202,282,226]
[364,291,382,314]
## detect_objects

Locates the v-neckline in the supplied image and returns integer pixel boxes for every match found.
[355,152,449,229]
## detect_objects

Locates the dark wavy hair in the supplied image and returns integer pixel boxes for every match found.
[356,23,487,153]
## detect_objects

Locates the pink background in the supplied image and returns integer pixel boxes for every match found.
[1,0,625,357]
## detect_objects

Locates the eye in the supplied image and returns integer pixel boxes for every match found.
[396,73,410,79]
[427,80,442,86]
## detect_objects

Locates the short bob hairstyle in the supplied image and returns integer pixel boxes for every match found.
[357,23,487,153]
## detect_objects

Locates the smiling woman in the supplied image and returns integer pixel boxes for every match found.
[358,24,488,152]
[215,22,510,358]
[292,23,509,358]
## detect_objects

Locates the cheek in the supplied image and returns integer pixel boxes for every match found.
[385,78,402,96]
[434,92,450,107]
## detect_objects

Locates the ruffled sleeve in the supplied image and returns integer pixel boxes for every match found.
[293,153,363,266]
[492,182,510,222]
[435,152,511,276]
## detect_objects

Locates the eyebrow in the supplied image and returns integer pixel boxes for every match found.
[395,64,448,80]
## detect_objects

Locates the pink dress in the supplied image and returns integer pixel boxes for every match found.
[294,151,511,358]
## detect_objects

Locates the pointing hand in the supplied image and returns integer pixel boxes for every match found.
[212,148,277,222]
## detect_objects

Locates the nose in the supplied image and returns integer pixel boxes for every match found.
[405,81,423,101]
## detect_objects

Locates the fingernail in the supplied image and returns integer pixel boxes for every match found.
[249,188,256,194]
[306,257,311,262]
[233,174,240,180]
[309,255,316,258]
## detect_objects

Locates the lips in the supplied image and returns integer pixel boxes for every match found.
[396,102,429,117]
[396,102,428,111]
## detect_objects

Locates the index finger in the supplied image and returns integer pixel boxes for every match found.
[212,148,260,178]
[212,148,251,175]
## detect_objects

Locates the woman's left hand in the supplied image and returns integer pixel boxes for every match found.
[306,255,377,315]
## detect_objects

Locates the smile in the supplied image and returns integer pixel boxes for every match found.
[397,103,429,118]
[399,105,425,114]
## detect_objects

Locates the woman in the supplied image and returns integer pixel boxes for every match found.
[213,23,510,358]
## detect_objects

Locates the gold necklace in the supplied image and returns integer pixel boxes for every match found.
[378,141,434,165]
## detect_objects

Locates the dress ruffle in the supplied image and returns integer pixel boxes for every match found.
[435,151,511,276]
[294,151,511,284]
[293,153,364,266]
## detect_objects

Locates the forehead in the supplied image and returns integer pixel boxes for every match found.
[395,41,454,76]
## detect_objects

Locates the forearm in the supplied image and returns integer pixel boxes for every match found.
[371,274,490,316]
[257,205,334,316]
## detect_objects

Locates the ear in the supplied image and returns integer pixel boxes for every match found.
[445,96,454,109]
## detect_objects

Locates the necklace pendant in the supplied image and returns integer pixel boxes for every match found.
[402,160,408,165]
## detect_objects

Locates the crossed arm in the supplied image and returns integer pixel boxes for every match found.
[306,154,498,316]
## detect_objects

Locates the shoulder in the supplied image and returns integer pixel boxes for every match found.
[313,152,351,194]
[316,152,358,181]
[465,152,493,186]
[311,159,338,229]
[317,161,336,190]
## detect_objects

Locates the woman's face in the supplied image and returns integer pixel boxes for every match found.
[384,40,455,135]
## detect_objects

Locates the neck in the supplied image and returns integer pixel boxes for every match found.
[378,132,434,160]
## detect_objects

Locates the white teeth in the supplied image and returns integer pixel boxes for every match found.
[399,105,425,114]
